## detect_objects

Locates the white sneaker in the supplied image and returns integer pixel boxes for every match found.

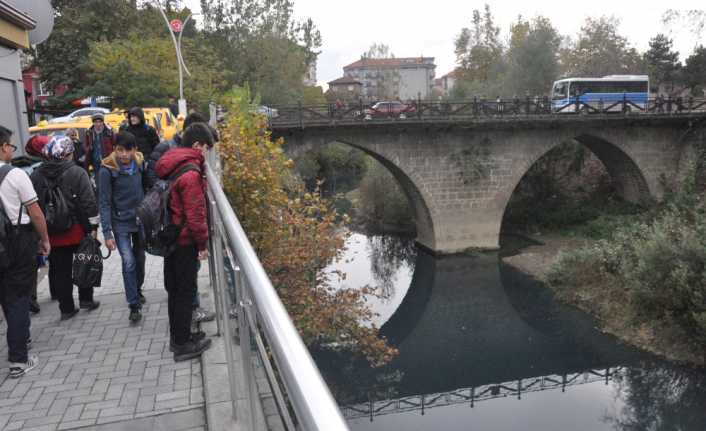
[9,354,38,378]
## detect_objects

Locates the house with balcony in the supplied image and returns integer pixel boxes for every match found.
[341,57,436,101]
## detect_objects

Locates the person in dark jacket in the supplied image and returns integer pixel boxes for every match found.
[145,113,217,324]
[99,132,147,322]
[155,123,213,361]
[125,107,160,157]
[31,136,100,319]
[83,113,115,175]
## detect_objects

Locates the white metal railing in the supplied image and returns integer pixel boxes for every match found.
[204,160,349,430]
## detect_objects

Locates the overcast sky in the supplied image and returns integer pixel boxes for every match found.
[183,1,706,88]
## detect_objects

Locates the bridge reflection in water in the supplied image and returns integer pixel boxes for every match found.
[317,236,706,431]
[343,367,621,420]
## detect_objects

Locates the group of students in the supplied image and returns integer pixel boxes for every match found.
[0,110,217,378]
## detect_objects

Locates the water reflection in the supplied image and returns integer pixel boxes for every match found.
[317,234,706,431]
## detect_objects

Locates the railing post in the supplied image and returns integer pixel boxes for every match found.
[525,95,530,116]
[298,101,303,129]
[235,265,258,430]
[667,95,673,114]
[209,199,242,424]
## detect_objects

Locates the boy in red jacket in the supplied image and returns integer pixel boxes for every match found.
[155,123,213,361]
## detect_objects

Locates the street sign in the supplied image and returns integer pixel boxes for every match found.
[169,19,183,33]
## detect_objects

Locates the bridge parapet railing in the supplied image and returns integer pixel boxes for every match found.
[204,160,349,430]
[269,97,706,128]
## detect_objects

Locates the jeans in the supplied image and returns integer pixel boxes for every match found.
[49,245,93,313]
[0,228,36,363]
[114,231,145,309]
[165,245,198,345]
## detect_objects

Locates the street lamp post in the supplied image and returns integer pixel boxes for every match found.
[154,3,194,117]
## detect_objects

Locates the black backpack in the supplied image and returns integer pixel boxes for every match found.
[0,165,19,271]
[136,163,200,257]
[41,172,73,234]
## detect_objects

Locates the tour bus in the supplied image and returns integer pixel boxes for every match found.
[551,75,649,113]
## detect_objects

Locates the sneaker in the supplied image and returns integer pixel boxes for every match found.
[139,292,146,304]
[9,354,38,378]
[173,338,212,362]
[129,308,142,323]
[29,299,40,314]
[192,307,216,323]
[60,310,79,321]
[169,331,207,352]
[79,300,100,311]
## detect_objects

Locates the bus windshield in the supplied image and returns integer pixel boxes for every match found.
[552,82,568,100]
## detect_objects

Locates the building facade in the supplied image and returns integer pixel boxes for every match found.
[326,76,363,102]
[340,57,436,101]
[0,0,36,154]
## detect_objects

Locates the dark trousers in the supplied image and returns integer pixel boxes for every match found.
[0,228,37,363]
[164,245,198,345]
[49,245,93,314]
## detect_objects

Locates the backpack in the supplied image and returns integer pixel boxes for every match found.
[0,165,18,271]
[136,163,200,257]
[41,172,73,234]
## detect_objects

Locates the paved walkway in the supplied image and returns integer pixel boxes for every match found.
[0,251,206,431]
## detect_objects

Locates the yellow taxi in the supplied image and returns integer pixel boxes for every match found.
[29,119,93,140]
[106,108,181,141]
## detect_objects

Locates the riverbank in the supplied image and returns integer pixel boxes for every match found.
[501,232,706,367]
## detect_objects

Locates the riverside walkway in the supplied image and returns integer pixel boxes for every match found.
[0,252,207,431]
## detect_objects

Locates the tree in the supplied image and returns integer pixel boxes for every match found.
[363,43,394,59]
[505,16,562,96]
[34,1,193,104]
[200,0,322,105]
[561,16,643,77]
[684,46,706,96]
[643,34,681,94]
[218,86,397,366]
[87,35,227,111]
[454,4,503,83]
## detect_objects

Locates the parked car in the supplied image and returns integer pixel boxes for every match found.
[363,101,416,119]
[256,105,279,118]
[48,107,110,124]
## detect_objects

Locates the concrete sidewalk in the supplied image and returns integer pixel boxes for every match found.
[0,252,206,431]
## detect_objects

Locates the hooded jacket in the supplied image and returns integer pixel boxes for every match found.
[125,107,160,157]
[30,159,99,247]
[83,123,115,172]
[98,151,146,240]
[144,134,180,190]
[155,147,208,251]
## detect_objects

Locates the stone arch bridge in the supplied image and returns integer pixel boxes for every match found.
[272,114,706,254]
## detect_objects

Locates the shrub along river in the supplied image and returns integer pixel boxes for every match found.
[313,233,706,431]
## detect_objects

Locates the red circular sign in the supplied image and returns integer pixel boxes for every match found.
[169,19,183,33]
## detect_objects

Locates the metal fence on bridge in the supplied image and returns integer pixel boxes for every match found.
[268,97,706,128]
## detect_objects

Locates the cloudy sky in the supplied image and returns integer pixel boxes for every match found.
[183,0,706,88]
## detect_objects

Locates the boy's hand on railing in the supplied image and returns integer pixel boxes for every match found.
[198,249,209,260]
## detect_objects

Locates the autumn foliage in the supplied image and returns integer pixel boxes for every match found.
[218,87,397,366]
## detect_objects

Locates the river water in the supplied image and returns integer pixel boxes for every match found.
[314,233,706,431]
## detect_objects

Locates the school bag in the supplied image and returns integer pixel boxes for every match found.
[41,173,73,234]
[136,163,200,257]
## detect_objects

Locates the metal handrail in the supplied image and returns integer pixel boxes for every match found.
[204,162,349,430]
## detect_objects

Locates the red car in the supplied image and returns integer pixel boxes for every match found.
[363,101,416,119]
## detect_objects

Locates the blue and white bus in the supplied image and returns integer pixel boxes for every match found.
[551,75,649,113]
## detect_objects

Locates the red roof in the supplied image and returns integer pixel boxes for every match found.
[344,57,435,70]
[328,76,363,86]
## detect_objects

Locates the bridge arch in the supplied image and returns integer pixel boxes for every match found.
[498,132,652,236]
[285,138,436,249]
